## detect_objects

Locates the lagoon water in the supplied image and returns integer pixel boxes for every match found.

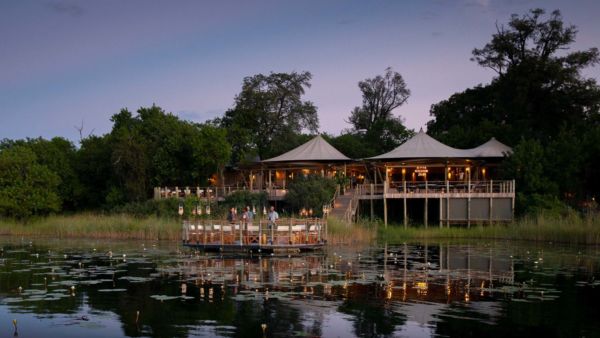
[0,237,599,337]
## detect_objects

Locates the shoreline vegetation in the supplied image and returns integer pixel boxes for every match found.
[1,212,599,246]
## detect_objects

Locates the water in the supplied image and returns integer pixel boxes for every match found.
[0,237,599,337]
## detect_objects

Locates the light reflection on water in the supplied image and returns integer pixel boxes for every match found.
[0,237,599,337]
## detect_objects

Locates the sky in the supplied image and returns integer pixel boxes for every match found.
[1,0,599,142]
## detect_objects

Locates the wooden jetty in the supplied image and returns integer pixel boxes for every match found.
[182,217,327,253]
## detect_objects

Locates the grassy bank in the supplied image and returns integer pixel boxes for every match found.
[327,217,376,245]
[376,213,600,245]
[0,214,181,240]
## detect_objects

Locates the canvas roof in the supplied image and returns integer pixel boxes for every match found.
[466,137,512,158]
[369,129,469,160]
[262,135,351,163]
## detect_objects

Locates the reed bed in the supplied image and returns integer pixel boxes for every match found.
[376,212,600,245]
[326,217,376,245]
[0,213,181,240]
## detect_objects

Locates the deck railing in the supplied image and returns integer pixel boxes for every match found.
[356,180,515,196]
[181,217,326,247]
[154,186,290,200]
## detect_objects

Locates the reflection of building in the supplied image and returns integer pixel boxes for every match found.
[171,243,514,308]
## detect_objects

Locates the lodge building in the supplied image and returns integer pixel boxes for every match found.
[155,130,515,227]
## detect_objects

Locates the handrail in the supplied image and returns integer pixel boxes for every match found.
[342,188,359,224]
[182,217,326,246]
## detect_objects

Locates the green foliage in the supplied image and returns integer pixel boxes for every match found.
[427,8,600,212]
[0,146,61,219]
[286,175,336,216]
[325,133,376,159]
[75,135,113,209]
[112,196,216,219]
[1,137,81,210]
[221,71,319,161]
[223,191,267,210]
[106,105,231,205]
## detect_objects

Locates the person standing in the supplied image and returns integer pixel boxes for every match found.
[267,206,279,245]
[267,206,279,229]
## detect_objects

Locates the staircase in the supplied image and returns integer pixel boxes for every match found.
[329,188,358,223]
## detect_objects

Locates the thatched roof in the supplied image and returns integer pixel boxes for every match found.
[263,135,350,163]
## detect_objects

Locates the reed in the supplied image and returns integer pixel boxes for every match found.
[375,212,600,245]
[326,217,376,245]
[0,213,181,240]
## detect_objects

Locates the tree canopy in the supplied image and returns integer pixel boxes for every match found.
[427,8,600,212]
[348,68,413,154]
[0,146,61,219]
[221,71,319,162]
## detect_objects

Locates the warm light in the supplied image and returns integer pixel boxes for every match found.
[401,168,406,175]
[466,167,470,172]
[447,171,452,179]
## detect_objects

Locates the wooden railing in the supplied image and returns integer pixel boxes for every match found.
[154,186,291,200]
[356,180,515,196]
[181,218,326,246]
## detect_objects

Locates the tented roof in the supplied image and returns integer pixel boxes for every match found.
[369,130,469,160]
[466,137,512,158]
[263,135,350,163]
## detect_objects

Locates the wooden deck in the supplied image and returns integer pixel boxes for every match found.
[182,218,327,253]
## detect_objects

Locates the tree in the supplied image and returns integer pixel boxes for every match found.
[427,8,600,209]
[221,71,319,161]
[106,105,232,205]
[286,175,337,216]
[348,68,413,153]
[0,146,61,219]
[75,135,113,209]
[349,67,410,131]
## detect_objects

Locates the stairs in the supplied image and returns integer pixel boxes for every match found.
[329,188,357,222]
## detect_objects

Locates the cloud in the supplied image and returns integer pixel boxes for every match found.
[46,1,84,17]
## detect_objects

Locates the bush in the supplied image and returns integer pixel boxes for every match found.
[286,175,336,216]
[223,191,267,211]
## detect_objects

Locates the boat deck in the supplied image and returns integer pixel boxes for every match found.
[181,218,327,253]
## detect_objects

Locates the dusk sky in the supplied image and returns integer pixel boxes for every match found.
[2,0,599,142]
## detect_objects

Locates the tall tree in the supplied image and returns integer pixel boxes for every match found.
[427,8,600,209]
[221,71,319,161]
[348,67,413,152]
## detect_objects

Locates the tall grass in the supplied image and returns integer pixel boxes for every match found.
[326,217,376,245]
[376,212,600,245]
[0,213,181,240]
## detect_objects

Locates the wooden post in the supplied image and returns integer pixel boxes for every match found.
[383,196,388,228]
[424,180,428,228]
[446,180,450,228]
[283,170,286,190]
[370,183,374,221]
[439,197,443,228]
[467,171,471,229]
[403,180,407,229]
[489,180,493,225]
[289,218,293,245]
[512,179,516,222]
[250,170,253,191]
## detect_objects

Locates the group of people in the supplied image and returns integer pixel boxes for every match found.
[226,205,279,229]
